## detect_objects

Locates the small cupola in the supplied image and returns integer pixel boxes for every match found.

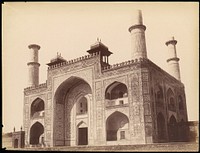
[47,52,66,66]
[87,38,113,66]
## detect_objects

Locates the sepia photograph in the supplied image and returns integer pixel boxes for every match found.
[2,2,199,152]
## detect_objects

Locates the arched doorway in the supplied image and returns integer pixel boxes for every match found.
[168,115,178,142]
[54,76,92,146]
[30,98,44,119]
[155,85,164,108]
[30,122,44,145]
[14,139,18,148]
[105,82,128,100]
[157,112,167,142]
[105,82,128,106]
[167,88,176,112]
[106,111,129,141]
[77,121,88,145]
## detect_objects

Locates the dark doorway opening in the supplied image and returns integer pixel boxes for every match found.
[106,111,129,141]
[14,139,18,148]
[78,128,88,145]
[30,122,44,145]
[168,115,178,142]
[157,113,167,141]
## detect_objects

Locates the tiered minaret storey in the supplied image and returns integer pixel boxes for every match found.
[165,37,181,81]
[27,44,40,86]
[129,10,147,59]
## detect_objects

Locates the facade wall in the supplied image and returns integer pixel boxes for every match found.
[102,71,131,145]
[102,61,147,144]
[147,61,188,143]
[24,89,48,147]
[24,53,100,147]
[51,67,95,146]
[24,55,188,147]
[49,54,99,146]
[141,69,153,143]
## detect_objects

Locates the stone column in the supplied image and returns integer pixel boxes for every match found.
[129,10,147,60]
[165,37,181,81]
[27,44,40,86]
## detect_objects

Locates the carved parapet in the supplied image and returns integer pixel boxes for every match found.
[38,82,47,88]
[24,82,47,92]
[148,59,184,86]
[102,57,147,71]
[48,52,99,70]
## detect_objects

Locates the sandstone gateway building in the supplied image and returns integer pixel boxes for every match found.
[23,10,188,147]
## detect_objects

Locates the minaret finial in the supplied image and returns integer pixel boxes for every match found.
[133,9,143,25]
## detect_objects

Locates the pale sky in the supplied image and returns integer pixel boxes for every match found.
[2,2,199,133]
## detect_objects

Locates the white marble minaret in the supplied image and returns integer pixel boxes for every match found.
[128,10,147,59]
[27,44,40,86]
[165,37,181,81]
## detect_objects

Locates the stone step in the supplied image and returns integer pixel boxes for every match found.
[9,142,198,152]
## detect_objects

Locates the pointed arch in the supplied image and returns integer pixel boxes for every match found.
[54,76,92,104]
[77,121,87,128]
[167,88,174,96]
[168,115,178,141]
[30,122,44,145]
[155,85,164,107]
[30,98,45,118]
[77,121,88,145]
[53,76,92,146]
[167,88,176,111]
[106,111,129,141]
[105,81,128,100]
[76,96,88,115]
